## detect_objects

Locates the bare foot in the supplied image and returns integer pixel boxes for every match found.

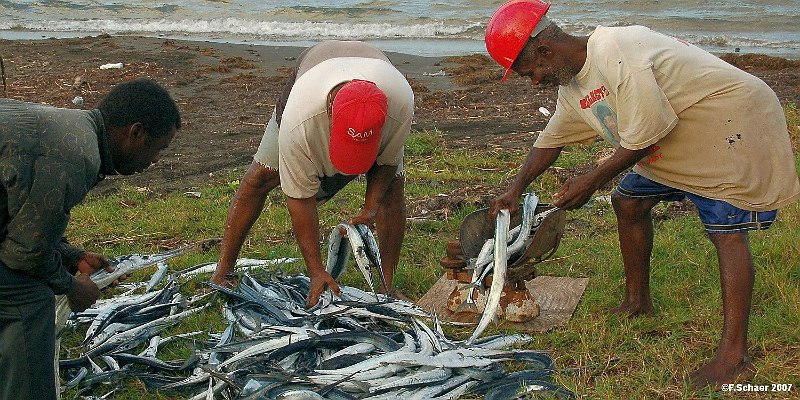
[209,272,237,289]
[609,301,653,317]
[689,356,754,389]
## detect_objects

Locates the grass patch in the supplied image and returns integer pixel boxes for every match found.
[786,102,799,152]
[62,110,800,398]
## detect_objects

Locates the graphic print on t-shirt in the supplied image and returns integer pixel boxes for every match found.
[590,102,620,147]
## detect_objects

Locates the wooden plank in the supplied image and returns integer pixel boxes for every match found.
[416,275,588,333]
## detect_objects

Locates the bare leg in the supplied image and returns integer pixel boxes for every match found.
[610,192,662,316]
[689,232,755,387]
[376,175,406,298]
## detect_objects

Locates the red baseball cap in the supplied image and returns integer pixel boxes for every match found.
[329,80,388,175]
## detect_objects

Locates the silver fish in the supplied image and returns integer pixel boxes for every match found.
[325,225,352,280]
[455,238,495,314]
[326,223,380,295]
[145,261,170,292]
[507,193,539,257]
[466,209,510,344]
[56,247,190,334]
[355,224,387,291]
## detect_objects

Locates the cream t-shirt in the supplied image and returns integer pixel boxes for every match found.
[535,25,800,211]
[277,47,414,199]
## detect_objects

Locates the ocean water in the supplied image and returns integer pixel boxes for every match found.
[1,0,798,58]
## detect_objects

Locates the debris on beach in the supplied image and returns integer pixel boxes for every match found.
[423,69,447,77]
[538,106,551,117]
[99,62,124,70]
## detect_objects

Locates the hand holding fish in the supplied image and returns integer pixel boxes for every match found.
[489,190,521,219]
[76,252,112,274]
[77,252,127,286]
[349,207,378,230]
[306,268,341,308]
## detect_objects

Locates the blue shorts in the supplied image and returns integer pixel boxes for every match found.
[615,172,777,234]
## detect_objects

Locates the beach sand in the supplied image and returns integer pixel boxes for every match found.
[1,35,798,195]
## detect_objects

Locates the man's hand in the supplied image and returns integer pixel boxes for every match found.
[306,269,341,308]
[551,145,654,210]
[490,190,522,219]
[552,174,599,210]
[76,252,125,285]
[67,273,100,312]
[349,208,378,230]
[76,252,112,274]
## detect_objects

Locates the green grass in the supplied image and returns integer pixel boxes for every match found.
[62,109,800,399]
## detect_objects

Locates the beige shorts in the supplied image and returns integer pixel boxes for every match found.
[253,109,280,170]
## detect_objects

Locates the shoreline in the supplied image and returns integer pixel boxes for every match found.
[0,31,489,58]
[2,30,799,60]
[1,34,798,195]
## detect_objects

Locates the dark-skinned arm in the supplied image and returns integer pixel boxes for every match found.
[490,146,563,218]
[349,164,398,228]
[553,145,655,210]
[286,196,341,307]
[211,162,279,286]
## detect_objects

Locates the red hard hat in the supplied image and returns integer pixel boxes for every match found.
[485,0,551,81]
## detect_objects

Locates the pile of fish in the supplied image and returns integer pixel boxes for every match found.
[58,248,574,399]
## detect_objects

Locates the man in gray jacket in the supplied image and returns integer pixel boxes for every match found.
[0,78,181,400]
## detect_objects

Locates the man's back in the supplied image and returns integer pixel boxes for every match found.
[295,40,391,78]
[0,99,102,180]
[276,42,414,199]
[585,25,767,115]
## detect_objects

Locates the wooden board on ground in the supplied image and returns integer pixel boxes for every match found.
[416,275,588,333]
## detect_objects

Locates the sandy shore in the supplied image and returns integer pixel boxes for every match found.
[1,35,798,194]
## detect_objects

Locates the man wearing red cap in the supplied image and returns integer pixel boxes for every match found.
[211,41,414,307]
[484,0,799,389]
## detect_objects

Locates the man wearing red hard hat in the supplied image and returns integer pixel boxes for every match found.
[211,41,413,307]
[485,0,799,389]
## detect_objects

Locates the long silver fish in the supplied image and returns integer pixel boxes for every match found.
[405,373,472,400]
[454,238,495,314]
[175,257,300,279]
[466,209,510,344]
[326,223,378,294]
[326,225,352,280]
[145,261,170,292]
[56,246,190,334]
[507,193,539,257]
[354,224,387,291]
[368,367,452,393]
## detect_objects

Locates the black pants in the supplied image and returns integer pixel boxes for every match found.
[0,276,56,400]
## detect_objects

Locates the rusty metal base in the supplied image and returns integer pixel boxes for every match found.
[446,281,540,323]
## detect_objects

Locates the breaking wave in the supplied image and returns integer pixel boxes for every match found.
[3,18,483,40]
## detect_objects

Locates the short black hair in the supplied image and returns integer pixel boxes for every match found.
[98,78,181,138]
